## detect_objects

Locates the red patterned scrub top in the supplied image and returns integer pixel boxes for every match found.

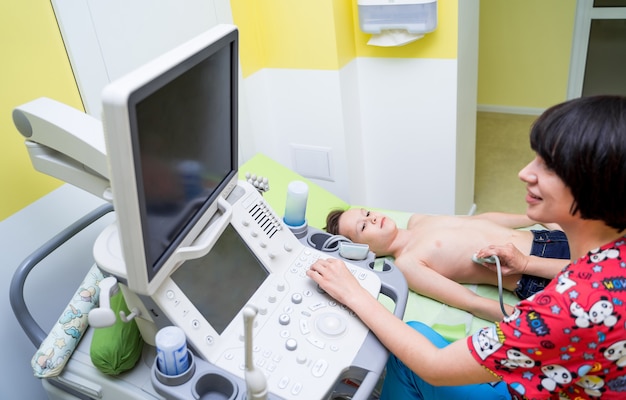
[468,236,626,399]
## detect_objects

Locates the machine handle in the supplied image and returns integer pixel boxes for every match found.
[378,260,409,319]
[350,371,383,400]
[175,197,233,262]
[9,203,114,347]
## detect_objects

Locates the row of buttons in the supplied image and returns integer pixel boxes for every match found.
[241,199,282,240]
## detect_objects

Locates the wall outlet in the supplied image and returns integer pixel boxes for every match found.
[290,144,334,181]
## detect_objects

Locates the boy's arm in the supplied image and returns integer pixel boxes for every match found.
[397,258,513,321]
[472,212,561,230]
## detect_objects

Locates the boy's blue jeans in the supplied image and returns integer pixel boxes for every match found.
[379,321,511,400]
[515,229,570,299]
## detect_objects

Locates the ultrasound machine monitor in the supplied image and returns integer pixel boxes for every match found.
[101,24,239,296]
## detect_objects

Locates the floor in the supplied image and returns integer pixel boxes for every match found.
[474,112,538,215]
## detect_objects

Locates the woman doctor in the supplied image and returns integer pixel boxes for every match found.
[307,95,626,399]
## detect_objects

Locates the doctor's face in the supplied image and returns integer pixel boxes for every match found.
[518,155,576,226]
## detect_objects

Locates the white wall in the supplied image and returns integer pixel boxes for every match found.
[52,0,230,117]
[455,0,480,215]
[242,68,354,201]
[357,58,460,213]
[243,57,462,214]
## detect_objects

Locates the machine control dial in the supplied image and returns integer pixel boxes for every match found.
[291,293,303,304]
[278,314,291,325]
[316,313,347,336]
[285,338,297,351]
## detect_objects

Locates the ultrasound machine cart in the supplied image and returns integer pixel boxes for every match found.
[10,23,409,400]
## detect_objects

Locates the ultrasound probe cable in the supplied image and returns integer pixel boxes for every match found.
[472,254,509,318]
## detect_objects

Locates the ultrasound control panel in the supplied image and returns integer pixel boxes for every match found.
[145,182,389,399]
[214,248,379,398]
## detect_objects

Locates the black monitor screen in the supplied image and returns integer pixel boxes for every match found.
[130,35,237,279]
[170,224,269,334]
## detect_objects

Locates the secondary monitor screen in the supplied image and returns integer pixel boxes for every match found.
[170,224,269,334]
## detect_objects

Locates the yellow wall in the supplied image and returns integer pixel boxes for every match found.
[477,0,576,108]
[232,0,574,108]
[1,1,83,221]
[232,0,458,77]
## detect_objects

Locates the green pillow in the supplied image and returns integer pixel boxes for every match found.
[90,290,144,375]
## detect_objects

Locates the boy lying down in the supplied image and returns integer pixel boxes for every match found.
[325,209,570,321]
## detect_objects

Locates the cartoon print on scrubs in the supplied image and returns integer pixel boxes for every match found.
[468,237,626,399]
[501,348,539,370]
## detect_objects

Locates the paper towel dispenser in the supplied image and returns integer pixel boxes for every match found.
[358,0,437,35]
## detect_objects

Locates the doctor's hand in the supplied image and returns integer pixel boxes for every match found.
[306,258,365,308]
[475,243,529,276]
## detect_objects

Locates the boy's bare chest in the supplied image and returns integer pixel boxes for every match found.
[400,222,525,271]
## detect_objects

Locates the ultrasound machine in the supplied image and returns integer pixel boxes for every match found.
[11,24,408,400]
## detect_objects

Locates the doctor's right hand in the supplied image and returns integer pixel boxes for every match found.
[475,242,529,276]
[306,258,365,308]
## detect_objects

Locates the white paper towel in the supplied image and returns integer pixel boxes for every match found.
[367,29,424,47]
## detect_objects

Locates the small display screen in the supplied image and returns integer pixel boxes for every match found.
[170,224,269,334]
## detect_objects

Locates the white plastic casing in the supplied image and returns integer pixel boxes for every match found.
[339,242,370,261]
[357,0,437,35]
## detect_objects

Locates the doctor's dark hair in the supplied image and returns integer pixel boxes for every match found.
[529,95,626,231]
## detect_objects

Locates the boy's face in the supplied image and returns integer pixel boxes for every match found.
[338,208,396,252]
